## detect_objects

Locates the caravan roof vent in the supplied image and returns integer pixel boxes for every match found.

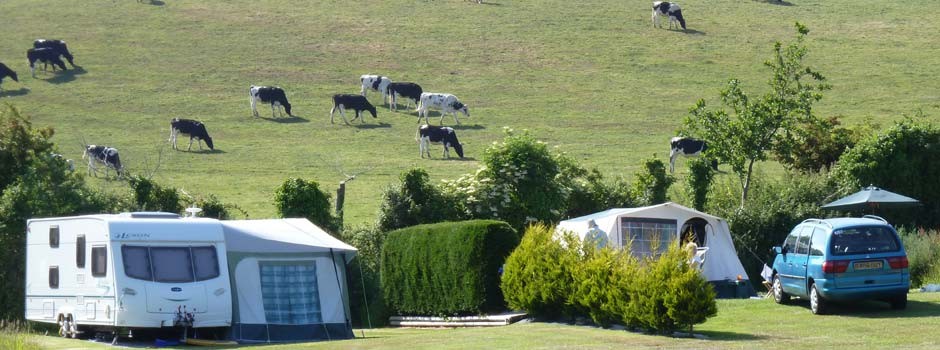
[122,212,181,219]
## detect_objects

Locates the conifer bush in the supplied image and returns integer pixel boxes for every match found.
[501,224,580,319]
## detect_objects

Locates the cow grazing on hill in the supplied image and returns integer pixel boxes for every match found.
[249,85,292,118]
[417,93,470,125]
[169,118,215,151]
[83,145,124,177]
[331,94,377,125]
[417,124,464,159]
[387,82,423,111]
[27,48,67,77]
[652,1,686,30]
[33,39,76,68]
[360,75,391,104]
[669,136,717,172]
[0,62,18,90]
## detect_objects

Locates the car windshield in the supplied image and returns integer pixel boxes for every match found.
[829,226,900,256]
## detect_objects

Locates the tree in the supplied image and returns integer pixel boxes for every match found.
[631,157,674,206]
[685,157,715,211]
[683,23,829,206]
[377,168,460,232]
[274,177,339,234]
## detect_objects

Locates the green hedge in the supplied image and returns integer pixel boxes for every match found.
[381,220,519,316]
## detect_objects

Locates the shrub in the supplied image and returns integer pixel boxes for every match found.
[685,157,716,211]
[193,194,247,219]
[833,118,940,227]
[127,175,183,214]
[381,220,519,316]
[274,177,339,234]
[632,157,674,206]
[501,224,581,319]
[565,169,634,218]
[898,227,940,288]
[342,225,389,327]
[663,246,717,333]
[569,246,638,327]
[377,168,461,232]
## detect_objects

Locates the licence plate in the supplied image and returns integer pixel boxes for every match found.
[854,261,883,270]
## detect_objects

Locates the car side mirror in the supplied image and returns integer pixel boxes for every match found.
[773,246,784,255]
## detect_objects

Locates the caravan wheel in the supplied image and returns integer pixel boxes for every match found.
[58,316,72,338]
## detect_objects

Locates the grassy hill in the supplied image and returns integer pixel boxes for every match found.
[1,0,938,224]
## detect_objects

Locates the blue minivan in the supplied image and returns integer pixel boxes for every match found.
[770,215,910,314]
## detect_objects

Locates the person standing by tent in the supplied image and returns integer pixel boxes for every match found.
[584,219,609,249]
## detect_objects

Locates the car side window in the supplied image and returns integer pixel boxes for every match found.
[783,226,801,253]
[809,227,827,256]
[796,227,812,255]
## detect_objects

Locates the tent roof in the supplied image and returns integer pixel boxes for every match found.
[222,218,357,258]
[562,202,723,224]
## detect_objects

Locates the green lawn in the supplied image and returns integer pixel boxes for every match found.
[1,0,938,225]
[18,291,940,349]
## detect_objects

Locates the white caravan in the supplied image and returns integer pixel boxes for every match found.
[25,212,232,337]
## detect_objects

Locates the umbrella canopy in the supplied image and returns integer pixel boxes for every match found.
[821,185,921,211]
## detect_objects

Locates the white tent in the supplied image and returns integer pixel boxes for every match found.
[221,218,357,343]
[557,203,751,297]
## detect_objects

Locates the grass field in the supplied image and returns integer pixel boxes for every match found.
[16,291,940,349]
[1,0,938,224]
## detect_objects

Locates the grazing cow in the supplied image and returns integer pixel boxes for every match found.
[417,124,464,159]
[669,136,717,172]
[33,39,76,68]
[27,48,67,77]
[83,145,124,177]
[0,62,18,90]
[417,93,470,125]
[249,85,292,118]
[169,118,215,151]
[360,75,391,104]
[387,82,423,111]
[331,94,377,125]
[652,1,686,30]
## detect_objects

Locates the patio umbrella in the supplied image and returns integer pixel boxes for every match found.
[821,185,921,212]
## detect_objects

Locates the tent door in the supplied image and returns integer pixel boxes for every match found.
[680,218,710,247]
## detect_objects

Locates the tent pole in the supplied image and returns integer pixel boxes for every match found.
[358,257,373,332]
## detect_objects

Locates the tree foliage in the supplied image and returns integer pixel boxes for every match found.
[631,157,674,206]
[377,168,459,232]
[685,157,715,211]
[127,175,183,214]
[274,177,339,234]
[683,23,829,206]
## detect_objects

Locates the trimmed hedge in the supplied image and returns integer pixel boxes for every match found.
[381,220,519,316]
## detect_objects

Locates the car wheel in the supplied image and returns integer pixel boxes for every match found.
[890,293,908,310]
[810,283,827,315]
[772,274,790,304]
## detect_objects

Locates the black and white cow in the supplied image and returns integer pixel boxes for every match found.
[27,47,67,77]
[417,93,470,125]
[249,85,293,118]
[169,118,215,151]
[0,62,18,90]
[669,136,717,172]
[652,1,686,30]
[386,82,423,111]
[33,39,76,68]
[417,124,464,159]
[83,145,124,177]
[360,75,391,104]
[330,94,377,125]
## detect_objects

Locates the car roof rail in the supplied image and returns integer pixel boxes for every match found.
[862,215,888,223]
[800,218,833,228]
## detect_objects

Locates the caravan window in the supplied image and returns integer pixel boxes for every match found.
[76,235,86,268]
[121,245,220,283]
[192,247,220,281]
[91,246,107,277]
[122,246,153,280]
[49,225,60,248]
[620,218,677,258]
[151,247,194,283]
[49,266,59,289]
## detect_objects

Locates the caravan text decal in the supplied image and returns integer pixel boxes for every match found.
[112,232,151,240]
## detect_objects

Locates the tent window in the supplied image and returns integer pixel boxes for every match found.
[192,247,220,281]
[260,262,322,325]
[151,247,194,283]
[620,218,677,258]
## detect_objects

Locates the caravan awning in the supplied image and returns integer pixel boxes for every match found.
[222,219,357,261]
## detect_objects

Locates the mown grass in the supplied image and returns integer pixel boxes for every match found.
[1,0,938,224]
[0,321,41,350]
[25,291,940,349]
